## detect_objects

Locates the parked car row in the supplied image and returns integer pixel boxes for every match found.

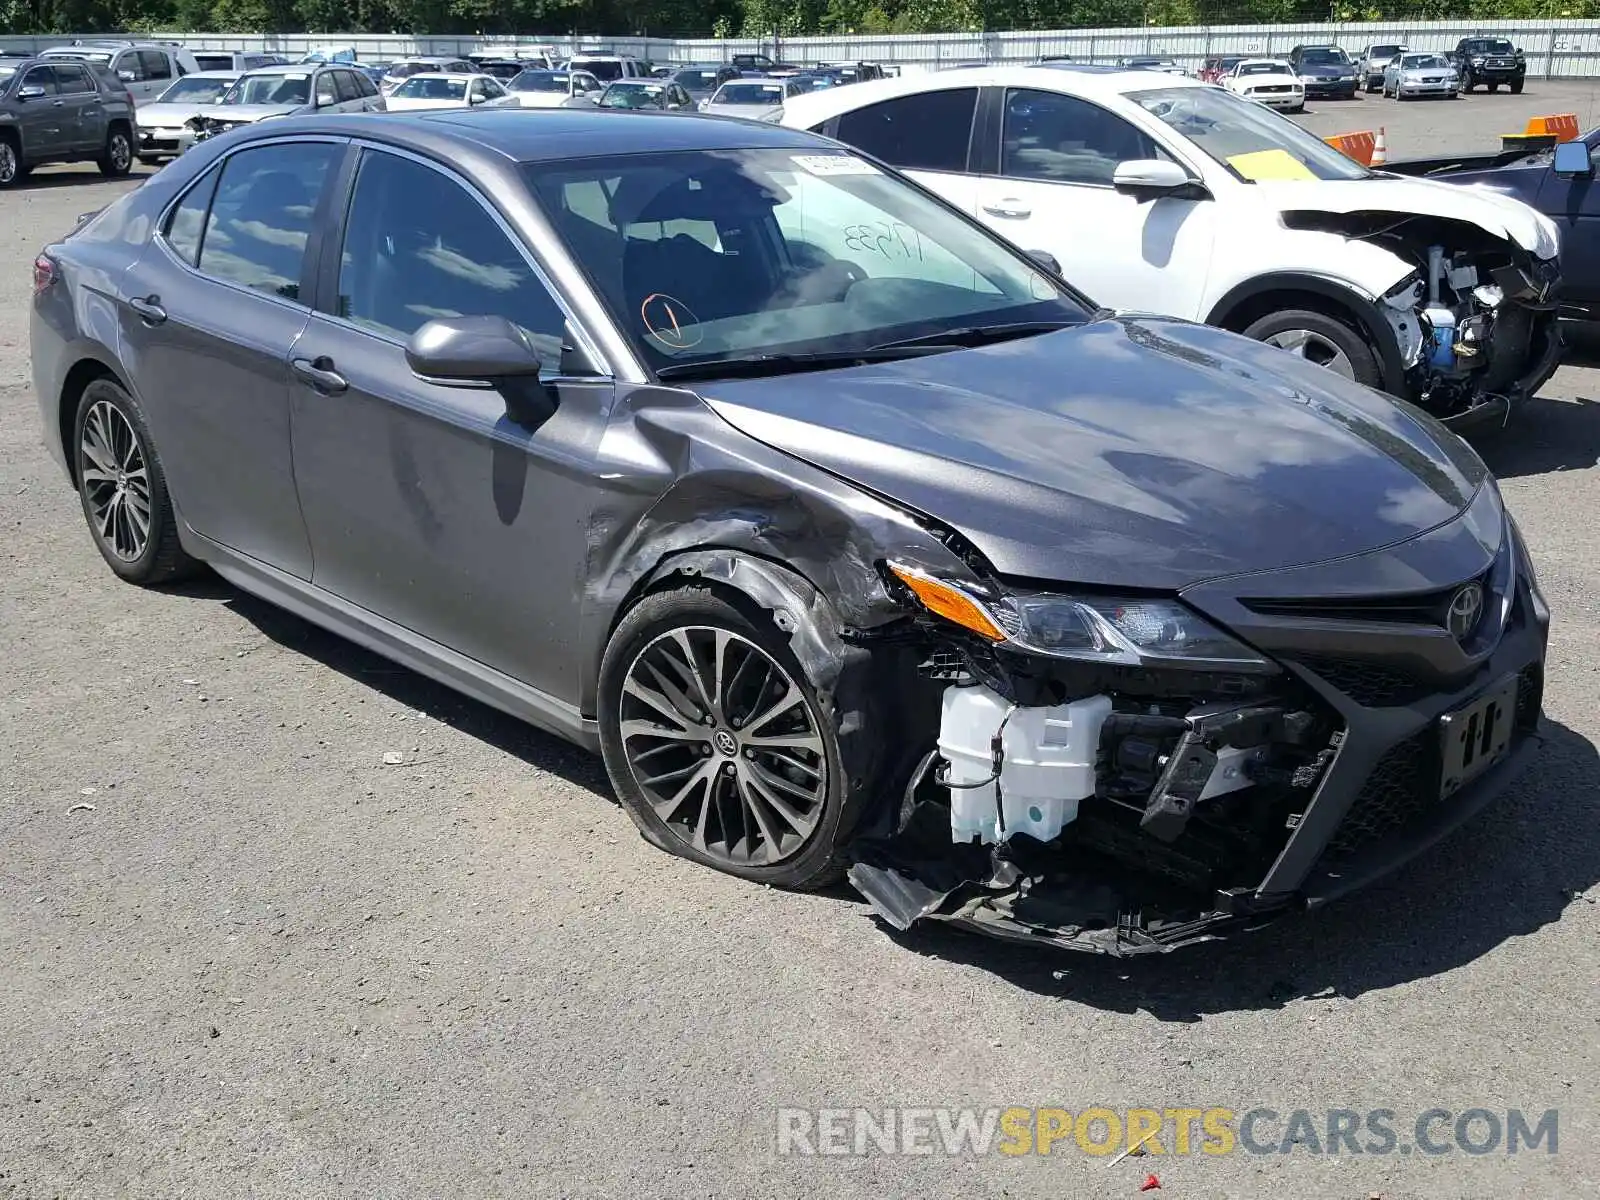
[29,101,1552,956]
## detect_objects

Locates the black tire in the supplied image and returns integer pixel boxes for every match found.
[0,134,20,189]
[599,586,854,891]
[97,125,132,177]
[1510,79,1524,95]
[1488,82,1499,93]
[1241,307,1382,391]
[1460,77,1474,93]
[72,377,200,585]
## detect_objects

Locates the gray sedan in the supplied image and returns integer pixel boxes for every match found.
[1382,52,1460,99]
[29,109,1548,957]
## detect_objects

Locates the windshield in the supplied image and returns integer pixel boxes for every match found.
[601,83,662,108]
[1132,85,1370,182]
[527,148,1088,377]
[1465,40,1515,55]
[158,76,234,103]
[394,76,468,100]
[573,58,624,81]
[713,82,784,105]
[224,73,310,106]
[1401,54,1450,70]
[510,71,569,92]
[1370,46,1403,59]
[674,69,723,92]
[1298,49,1349,65]
[1238,62,1287,75]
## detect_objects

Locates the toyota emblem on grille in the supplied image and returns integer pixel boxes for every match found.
[1448,583,1484,641]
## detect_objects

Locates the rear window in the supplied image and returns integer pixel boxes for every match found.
[714,82,784,104]
[572,58,624,81]
[193,54,233,71]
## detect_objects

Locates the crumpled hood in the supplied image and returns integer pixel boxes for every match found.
[1272,174,1560,259]
[206,103,304,123]
[698,317,1487,591]
[132,101,220,126]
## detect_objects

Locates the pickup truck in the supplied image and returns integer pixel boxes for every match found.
[1449,36,1526,94]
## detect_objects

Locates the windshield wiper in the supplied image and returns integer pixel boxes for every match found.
[869,320,1078,351]
[653,346,946,382]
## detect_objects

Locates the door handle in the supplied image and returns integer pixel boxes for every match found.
[52,99,65,107]
[128,295,166,325]
[291,356,349,394]
[982,199,1032,219]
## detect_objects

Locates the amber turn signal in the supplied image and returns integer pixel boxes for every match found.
[888,565,1007,642]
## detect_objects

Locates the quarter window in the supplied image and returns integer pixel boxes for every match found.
[333,150,566,360]
[1000,88,1166,186]
[196,142,340,301]
[830,88,978,174]
[163,164,223,266]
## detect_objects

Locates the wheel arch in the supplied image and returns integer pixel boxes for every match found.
[57,355,130,486]
[1205,273,1407,396]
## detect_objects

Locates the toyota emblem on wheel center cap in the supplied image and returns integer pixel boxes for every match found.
[713,729,739,757]
[1448,583,1484,641]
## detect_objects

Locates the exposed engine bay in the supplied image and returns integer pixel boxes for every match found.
[846,612,1340,956]
[1280,210,1562,427]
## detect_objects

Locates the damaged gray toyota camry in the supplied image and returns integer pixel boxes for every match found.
[33,110,1549,956]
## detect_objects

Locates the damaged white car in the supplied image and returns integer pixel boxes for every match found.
[783,66,1563,429]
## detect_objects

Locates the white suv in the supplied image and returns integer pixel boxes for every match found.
[782,64,1562,428]
[41,40,202,106]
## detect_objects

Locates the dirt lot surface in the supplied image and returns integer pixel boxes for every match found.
[2,95,1597,1198]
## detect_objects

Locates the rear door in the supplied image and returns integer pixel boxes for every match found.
[51,62,102,151]
[118,137,346,577]
[289,145,611,700]
[817,85,983,217]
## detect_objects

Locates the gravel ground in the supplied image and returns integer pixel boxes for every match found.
[2,102,1598,1200]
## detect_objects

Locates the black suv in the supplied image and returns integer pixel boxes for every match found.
[0,56,137,187]
[1450,36,1526,93]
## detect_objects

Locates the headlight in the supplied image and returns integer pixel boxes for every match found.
[888,565,1275,671]
[1472,56,1485,65]
[1298,74,1317,82]
[1508,515,1549,624]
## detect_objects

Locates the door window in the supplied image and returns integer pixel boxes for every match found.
[332,149,566,362]
[482,78,506,99]
[163,164,223,266]
[195,141,341,300]
[1000,88,1165,186]
[138,50,172,81]
[333,70,360,102]
[830,88,977,174]
[314,72,338,106]
[20,66,57,94]
[54,64,91,94]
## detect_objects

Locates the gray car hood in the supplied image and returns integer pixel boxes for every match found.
[697,316,1486,590]
[209,102,304,122]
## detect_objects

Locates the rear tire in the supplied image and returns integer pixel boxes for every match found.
[0,135,20,189]
[1242,307,1382,391]
[97,125,132,177]
[599,587,856,891]
[72,378,200,585]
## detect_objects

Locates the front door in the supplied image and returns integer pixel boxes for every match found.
[971,86,1217,320]
[1536,139,1600,306]
[14,65,64,157]
[118,138,345,578]
[289,145,607,701]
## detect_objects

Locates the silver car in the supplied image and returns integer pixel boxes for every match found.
[1382,52,1459,100]
[701,78,806,121]
[134,70,241,164]
[196,63,384,137]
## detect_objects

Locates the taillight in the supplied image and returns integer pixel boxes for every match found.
[32,254,57,295]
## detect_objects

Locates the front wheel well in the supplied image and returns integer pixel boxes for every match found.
[1214,288,1372,342]
[58,359,123,484]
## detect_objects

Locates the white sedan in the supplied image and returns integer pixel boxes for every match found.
[1222,59,1305,111]
[383,73,520,112]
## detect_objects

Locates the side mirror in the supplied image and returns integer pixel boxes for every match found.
[407,315,556,425]
[118,69,136,82]
[1553,140,1594,178]
[16,85,45,100]
[469,92,486,104]
[1025,249,1062,275]
[1113,159,1199,198]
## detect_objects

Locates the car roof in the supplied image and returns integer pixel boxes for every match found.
[178,69,244,79]
[238,107,832,162]
[1238,58,1292,67]
[782,63,1206,125]
[243,63,333,75]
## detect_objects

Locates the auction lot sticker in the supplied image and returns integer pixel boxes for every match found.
[792,154,880,176]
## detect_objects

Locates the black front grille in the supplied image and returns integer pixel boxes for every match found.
[1243,573,1490,630]
[1290,655,1433,708]
[1324,731,1435,858]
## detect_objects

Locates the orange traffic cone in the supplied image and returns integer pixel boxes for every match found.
[1372,126,1388,166]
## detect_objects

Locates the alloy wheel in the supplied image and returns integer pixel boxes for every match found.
[618,626,828,867]
[0,142,16,185]
[1262,328,1356,379]
[80,399,151,562]
[110,133,131,171]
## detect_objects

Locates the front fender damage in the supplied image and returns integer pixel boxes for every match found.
[1280,208,1561,428]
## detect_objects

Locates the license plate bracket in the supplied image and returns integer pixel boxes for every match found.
[1438,675,1519,798]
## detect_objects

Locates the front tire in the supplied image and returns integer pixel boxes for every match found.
[1510,78,1524,94]
[0,136,20,189]
[599,587,851,891]
[72,378,199,584]
[97,125,132,177]
[1242,307,1382,390]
